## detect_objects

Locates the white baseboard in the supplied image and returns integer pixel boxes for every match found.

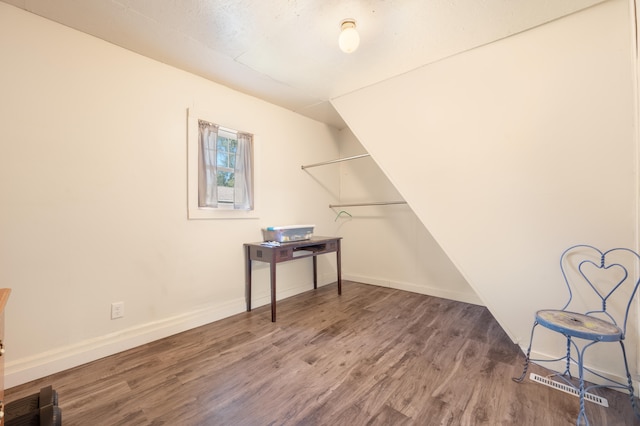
[5,280,327,389]
[525,347,640,394]
[343,273,484,306]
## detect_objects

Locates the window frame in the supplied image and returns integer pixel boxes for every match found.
[187,108,260,220]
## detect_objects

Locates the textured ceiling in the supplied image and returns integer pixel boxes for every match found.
[2,0,606,129]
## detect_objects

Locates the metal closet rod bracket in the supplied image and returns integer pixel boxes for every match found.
[301,153,370,169]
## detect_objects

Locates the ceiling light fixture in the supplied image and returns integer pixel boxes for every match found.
[338,19,360,53]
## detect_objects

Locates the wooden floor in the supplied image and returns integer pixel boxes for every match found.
[6,282,640,425]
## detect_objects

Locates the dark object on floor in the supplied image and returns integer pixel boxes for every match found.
[5,385,61,426]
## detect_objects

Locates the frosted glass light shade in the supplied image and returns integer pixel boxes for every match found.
[339,20,360,53]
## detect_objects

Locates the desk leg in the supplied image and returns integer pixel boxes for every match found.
[245,245,252,312]
[270,260,277,322]
[336,239,342,295]
[312,256,318,289]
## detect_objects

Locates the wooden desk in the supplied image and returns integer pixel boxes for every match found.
[244,236,342,322]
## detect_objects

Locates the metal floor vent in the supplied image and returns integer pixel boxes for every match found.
[530,373,609,408]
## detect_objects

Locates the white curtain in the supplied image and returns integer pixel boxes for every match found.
[234,132,253,210]
[198,121,219,207]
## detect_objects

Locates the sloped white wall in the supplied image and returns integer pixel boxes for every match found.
[332,129,481,305]
[0,3,341,387]
[333,0,638,382]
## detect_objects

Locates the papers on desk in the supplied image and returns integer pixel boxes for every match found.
[293,250,314,257]
[261,241,281,247]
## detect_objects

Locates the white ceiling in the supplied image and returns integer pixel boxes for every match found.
[2,0,606,129]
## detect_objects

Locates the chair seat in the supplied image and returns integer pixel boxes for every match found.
[536,310,623,342]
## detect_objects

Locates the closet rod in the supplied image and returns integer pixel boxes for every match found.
[301,153,370,169]
[329,201,407,208]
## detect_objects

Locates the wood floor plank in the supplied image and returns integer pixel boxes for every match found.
[5,281,640,425]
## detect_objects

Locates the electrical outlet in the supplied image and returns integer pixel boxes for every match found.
[111,301,124,319]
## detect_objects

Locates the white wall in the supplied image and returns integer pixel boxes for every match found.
[0,3,342,387]
[333,0,638,384]
[332,129,481,305]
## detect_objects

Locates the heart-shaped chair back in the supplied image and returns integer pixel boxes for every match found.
[560,244,640,336]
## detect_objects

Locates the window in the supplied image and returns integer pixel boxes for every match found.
[198,120,253,210]
[187,109,259,219]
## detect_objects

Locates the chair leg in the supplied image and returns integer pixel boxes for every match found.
[513,322,538,383]
[619,341,640,420]
[576,347,588,426]
[562,335,573,379]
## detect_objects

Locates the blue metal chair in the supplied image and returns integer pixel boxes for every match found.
[513,244,640,425]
